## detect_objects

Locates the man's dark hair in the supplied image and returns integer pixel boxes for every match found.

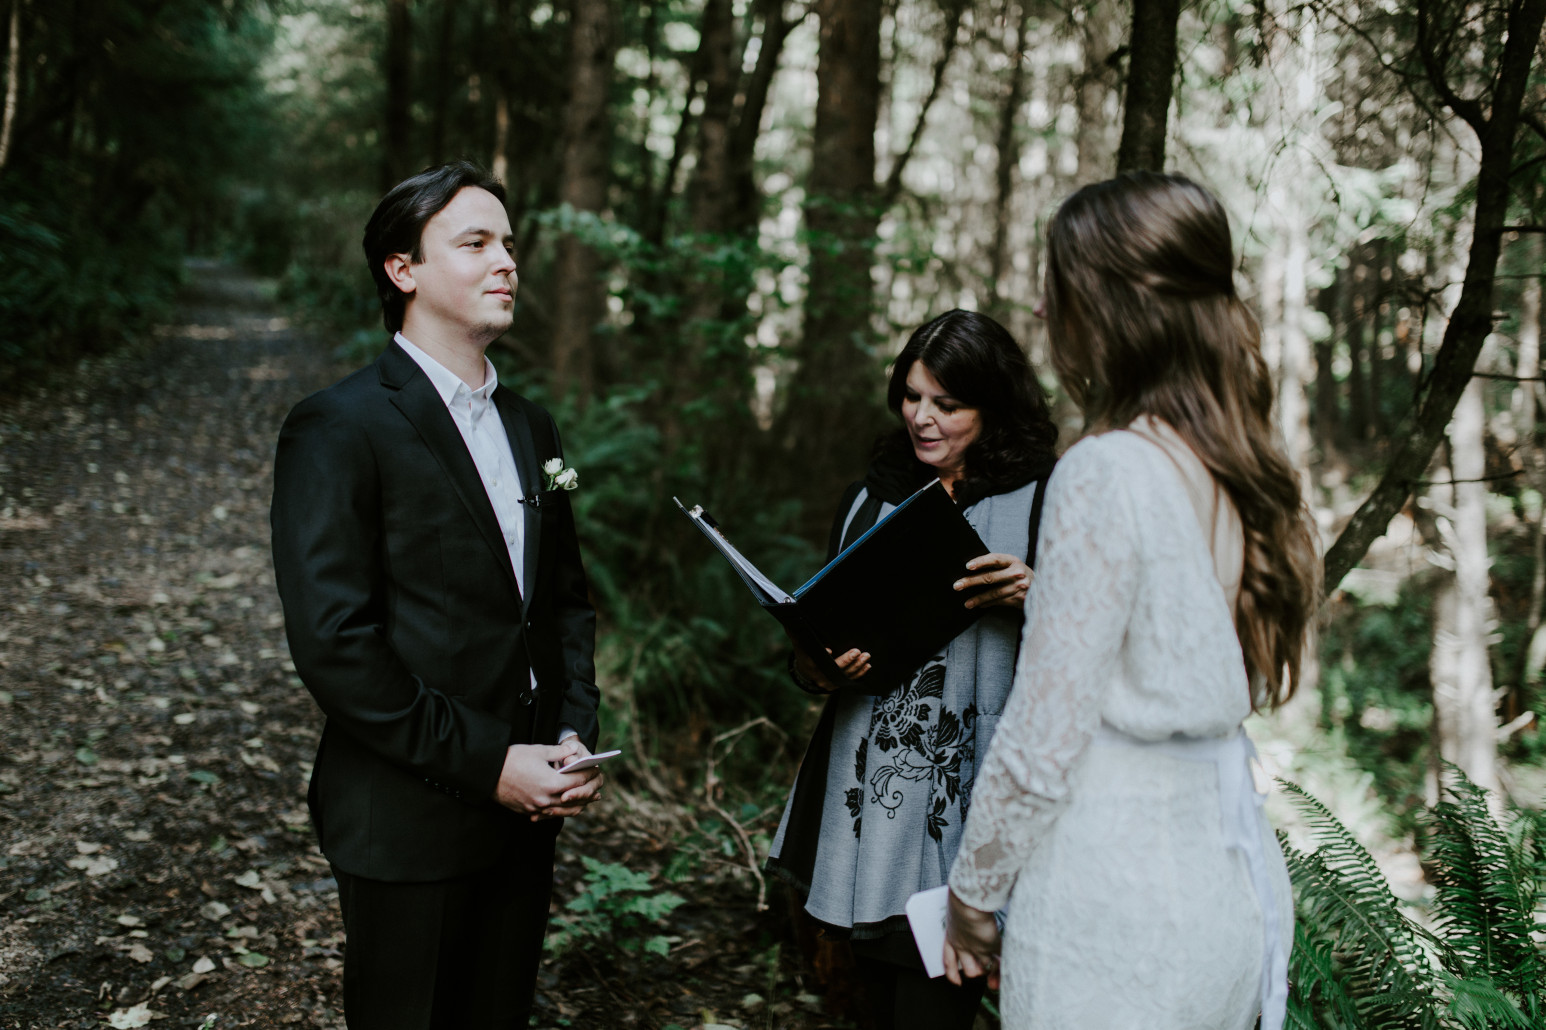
[362,161,508,333]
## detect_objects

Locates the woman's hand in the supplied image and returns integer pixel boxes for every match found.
[955,553,1032,610]
[792,643,872,693]
[942,888,1001,989]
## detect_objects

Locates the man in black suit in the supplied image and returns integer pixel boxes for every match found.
[270,162,604,1028]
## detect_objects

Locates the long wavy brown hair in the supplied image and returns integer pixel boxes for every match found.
[1043,171,1320,708]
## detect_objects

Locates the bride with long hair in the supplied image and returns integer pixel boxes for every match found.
[941,171,1320,1030]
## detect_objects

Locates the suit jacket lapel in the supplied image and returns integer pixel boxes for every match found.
[378,345,523,606]
[494,387,543,621]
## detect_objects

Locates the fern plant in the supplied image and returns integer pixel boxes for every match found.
[1279,769,1545,1029]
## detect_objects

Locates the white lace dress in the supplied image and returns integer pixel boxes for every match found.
[948,425,1293,1030]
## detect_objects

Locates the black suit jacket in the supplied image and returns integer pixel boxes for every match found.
[270,341,599,882]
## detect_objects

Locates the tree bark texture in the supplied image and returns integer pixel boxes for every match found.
[1429,377,1500,798]
[551,0,617,399]
[1114,0,1180,173]
[781,0,885,510]
[1514,232,1546,696]
[428,0,456,164]
[382,0,413,192]
[987,1,1030,316]
[0,0,20,174]
[687,0,737,235]
[1321,0,1546,593]
[1075,0,1124,185]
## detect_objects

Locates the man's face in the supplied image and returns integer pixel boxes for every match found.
[399,186,517,343]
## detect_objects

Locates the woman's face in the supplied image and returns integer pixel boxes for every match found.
[901,362,982,476]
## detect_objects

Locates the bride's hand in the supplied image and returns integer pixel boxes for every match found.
[942,888,1001,988]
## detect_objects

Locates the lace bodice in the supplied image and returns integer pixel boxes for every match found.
[949,430,1253,910]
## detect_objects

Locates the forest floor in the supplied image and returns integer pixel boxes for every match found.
[0,265,960,1030]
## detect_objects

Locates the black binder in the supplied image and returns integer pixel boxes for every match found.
[675,480,990,694]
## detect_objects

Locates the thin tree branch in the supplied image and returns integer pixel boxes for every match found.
[1323,0,1546,593]
[1414,0,1485,133]
[1413,471,1524,486]
[881,0,965,209]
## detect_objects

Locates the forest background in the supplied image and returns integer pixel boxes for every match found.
[1,0,1545,1024]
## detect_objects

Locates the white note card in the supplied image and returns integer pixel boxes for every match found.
[905,884,950,978]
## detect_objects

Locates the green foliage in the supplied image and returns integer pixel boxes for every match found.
[1280,771,1546,1028]
[512,378,823,770]
[0,1,276,385]
[545,856,687,958]
[1319,586,1437,833]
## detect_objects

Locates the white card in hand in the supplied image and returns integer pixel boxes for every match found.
[905,884,950,978]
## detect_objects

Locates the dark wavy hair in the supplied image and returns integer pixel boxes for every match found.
[877,309,1058,507]
[362,161,507,333]
[1044,171,1320,709]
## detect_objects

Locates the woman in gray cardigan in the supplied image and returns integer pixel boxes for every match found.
[765,309,1059,1029]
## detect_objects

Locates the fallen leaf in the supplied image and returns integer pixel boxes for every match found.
[127,942,154,963]
[191,955,217,974]
[233,870,262,889]
[198,901,230,921]
[76,841,104,855]
[106,1004,158,1029]
[237,951,269,968]
[67,854,118,877]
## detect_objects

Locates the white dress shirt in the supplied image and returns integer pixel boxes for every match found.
[395,332,527,593]
[396,334,571,732]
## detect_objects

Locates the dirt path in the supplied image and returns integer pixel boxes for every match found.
[0,265,855,1030]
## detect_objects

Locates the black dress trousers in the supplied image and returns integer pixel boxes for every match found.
[331,821,560,1030]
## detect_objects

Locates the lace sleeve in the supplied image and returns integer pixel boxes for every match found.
[948,439,1142,911]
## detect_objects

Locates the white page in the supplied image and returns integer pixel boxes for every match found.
[678,502,791,603]
[905,884,950,978]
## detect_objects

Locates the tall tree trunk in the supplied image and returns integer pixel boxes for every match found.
[1346,278,1370,444]
[1313,277,1340,455]
[550,0,616,399]
[1430,376,1500,800]
[382,0,413,192]
[1074,0,1123,184]
[0,0,20,174]
[1114,0,1180,173]
[490,0,513,182]
[780,0,884,513]
[1321,0,1546,591]
[1513,232,1546,699]
[428,0,456,163]
[727,0,802,230]
[987,1,1030,316]
[686,0,737,234]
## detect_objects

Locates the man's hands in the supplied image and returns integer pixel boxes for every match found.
[492,738,605,822]
[955,553,1032,611]
[942,888,1001,988]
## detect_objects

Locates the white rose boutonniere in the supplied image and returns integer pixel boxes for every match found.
[543,458,579,492]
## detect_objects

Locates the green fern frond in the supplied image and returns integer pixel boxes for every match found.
[1436,969,1535,1030]
[1417,769,1546,1026]
[1278,781,1443,1028]
[1284,915,1367,1029]
[1423,769,1546,1003]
